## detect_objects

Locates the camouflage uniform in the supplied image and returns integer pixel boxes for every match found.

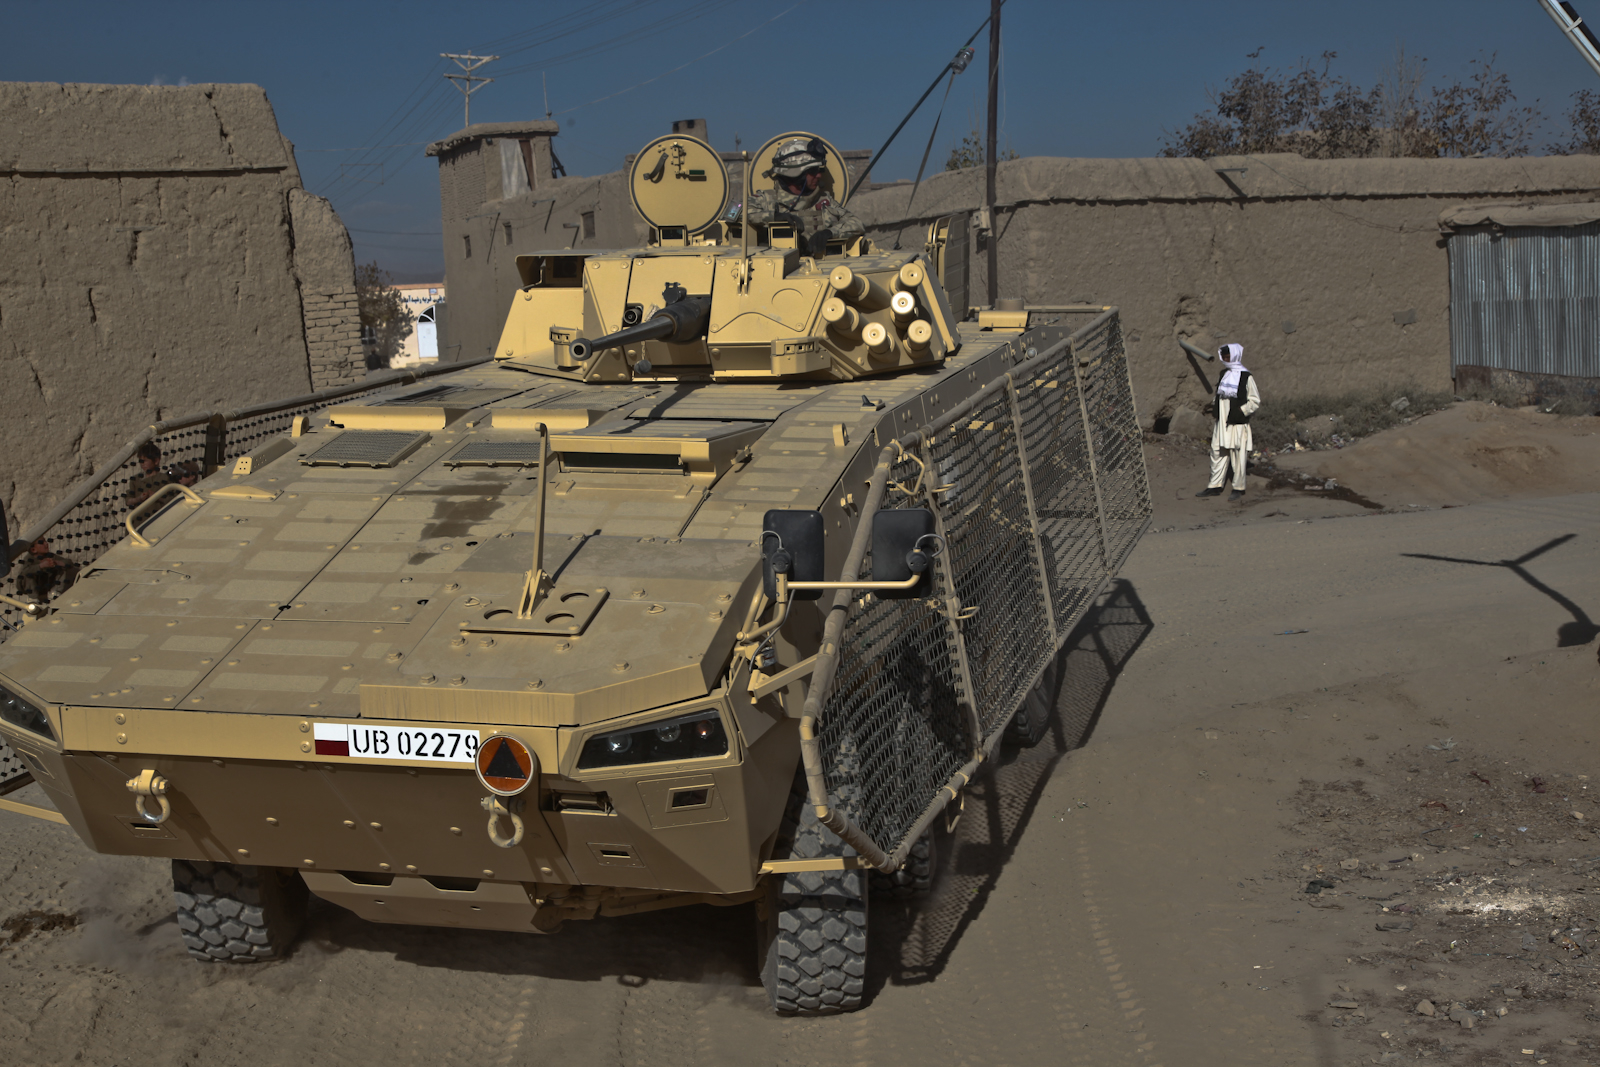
[124,459,199,506]
[744,186,863,244]
[14,546,78,602]
[124,468,170,506]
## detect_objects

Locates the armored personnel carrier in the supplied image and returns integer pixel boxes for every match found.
[0,132,1150,1015]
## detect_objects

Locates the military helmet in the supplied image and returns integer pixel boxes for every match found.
[769,136,828,178]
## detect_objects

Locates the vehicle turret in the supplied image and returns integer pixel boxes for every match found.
[491,133,961,383]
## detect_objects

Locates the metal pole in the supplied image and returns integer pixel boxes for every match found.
[984,0,1001,308]
[1536,0,1600,79]
[1070,342,1114,573]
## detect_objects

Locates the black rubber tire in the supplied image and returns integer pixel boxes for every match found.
[759,771,868,1015]
[1004,654,1059,747]
[869,826,936,900]
[172,860,308,963]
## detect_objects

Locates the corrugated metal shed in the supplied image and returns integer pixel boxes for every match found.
[1449,222,1600,380]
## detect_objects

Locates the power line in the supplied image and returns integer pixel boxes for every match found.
[550,3,799,116]
[312,0,745,207]
[491,0,738,79]
[474,0,662,58]
[314,3,654,204]
[300,142,433,153]
[317,85,458,203]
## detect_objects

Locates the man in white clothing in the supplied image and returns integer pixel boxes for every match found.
[1195,343,1260,501]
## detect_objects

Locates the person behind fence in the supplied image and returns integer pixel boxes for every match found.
[124,442,199,506]
[740,137,863,258]
[1195,343,1260,501]
[14,537,79,601]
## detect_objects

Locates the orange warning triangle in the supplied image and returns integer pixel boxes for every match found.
[477,735,534,795]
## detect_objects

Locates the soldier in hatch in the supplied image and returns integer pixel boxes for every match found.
[124,442,199,506]
[14,537,79,601]
[742,137,863,258]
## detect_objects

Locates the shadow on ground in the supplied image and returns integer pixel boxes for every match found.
[867,578,1154,995]
[1404,533,1599,647]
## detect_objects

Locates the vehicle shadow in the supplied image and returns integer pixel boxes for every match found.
[292,579,1156,1001]
[866,577,1154,994]
[303,893,759,987]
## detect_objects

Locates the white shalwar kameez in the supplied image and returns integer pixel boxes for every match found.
[1208,346,1261,491]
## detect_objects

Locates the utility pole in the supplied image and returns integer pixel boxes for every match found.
[541,72,568,179]
[984,0,1001,307]
[441,52,499,127]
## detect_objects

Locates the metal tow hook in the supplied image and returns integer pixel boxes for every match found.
[480,795,525,848]
[126,769,172,824]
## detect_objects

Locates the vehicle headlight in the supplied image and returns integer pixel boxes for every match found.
[0,683,55,742]
[577,709,727,770]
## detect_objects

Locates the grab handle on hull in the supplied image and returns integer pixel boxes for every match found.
[126,482,205,547]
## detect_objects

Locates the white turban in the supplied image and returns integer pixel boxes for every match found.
[1217,344,1248,398]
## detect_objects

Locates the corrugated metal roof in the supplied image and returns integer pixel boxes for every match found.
[1441,201,1600,230]
[1449,222,1600,379]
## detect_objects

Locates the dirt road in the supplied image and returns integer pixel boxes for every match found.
[3,428,1598,1066]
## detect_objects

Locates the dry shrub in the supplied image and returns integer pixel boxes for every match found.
[1251,384,1455,450]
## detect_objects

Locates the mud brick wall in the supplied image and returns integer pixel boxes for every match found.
[850,154,1600,425]
[0,82,363,534]
[302,288,363,389]
[422,124,1600,424]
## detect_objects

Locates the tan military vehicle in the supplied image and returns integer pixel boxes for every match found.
[0,132,1150,1015]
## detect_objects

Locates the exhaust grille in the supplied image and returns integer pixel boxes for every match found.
[446,441,547,468]
[300,431,429,468]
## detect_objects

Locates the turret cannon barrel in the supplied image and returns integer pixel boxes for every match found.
[569,294,712,361]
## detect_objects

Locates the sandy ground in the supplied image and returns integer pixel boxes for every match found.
[3,410,1599,1067]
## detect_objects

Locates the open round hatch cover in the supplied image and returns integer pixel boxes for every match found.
[628,134,729,235]
[747,131,850,206]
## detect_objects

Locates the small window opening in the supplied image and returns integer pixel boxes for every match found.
[462,234,472,259]
[503,222,513,244]
[581,212,596,239]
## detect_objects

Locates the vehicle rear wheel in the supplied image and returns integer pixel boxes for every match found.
[869,825,936,900]
[172,859,308,962]
[759,771,868,1014]
[1004,653,1059,747]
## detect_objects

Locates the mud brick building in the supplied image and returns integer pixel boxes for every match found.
[0,82,363,530]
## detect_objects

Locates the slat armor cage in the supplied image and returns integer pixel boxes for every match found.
[803,308,1151,872]
[0,358,493,640]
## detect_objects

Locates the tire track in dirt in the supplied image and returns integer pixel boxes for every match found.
[1073,824,1161,1066]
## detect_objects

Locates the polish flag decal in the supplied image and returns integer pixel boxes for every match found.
[313,722,349,757]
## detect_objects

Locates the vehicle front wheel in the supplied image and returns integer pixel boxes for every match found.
[759,774,868,1014]
[172,859,308,962]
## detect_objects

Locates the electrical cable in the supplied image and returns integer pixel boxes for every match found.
[846,3,1003,202]
[548,3,798,116]
[315,1,690,202]
[491,0,738,80]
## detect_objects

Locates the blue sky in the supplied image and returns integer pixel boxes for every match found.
[8,0,1600,279]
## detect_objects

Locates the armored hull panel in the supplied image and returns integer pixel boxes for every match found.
[1,140,1150,1013]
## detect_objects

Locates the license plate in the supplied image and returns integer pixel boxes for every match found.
[313,722,479,764]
